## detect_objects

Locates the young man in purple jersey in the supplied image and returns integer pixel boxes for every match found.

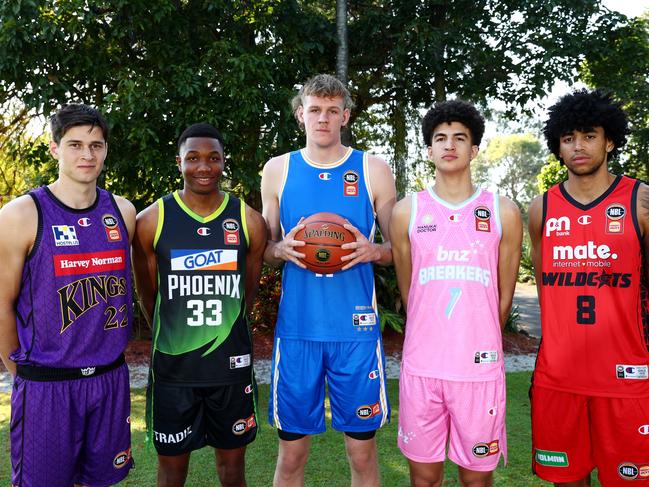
[0,104,136,487]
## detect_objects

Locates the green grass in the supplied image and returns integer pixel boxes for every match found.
[0,373,600,486]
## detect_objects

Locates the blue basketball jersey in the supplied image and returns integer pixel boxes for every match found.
[277,148,379,341]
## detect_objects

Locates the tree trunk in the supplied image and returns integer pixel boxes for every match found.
[392,91,408,198]
[336,0,353,146]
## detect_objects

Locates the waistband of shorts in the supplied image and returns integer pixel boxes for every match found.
[16,354,125,381]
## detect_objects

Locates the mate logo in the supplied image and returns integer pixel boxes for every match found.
[197,227,211,236]
[552,241,617,261]
[170,249,238,271]
[77,217,91,227]
[545,216,570,236]
[318,172,331,181]
[113,449,131,469]
[619,463,639,480]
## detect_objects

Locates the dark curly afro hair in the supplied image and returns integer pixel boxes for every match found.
[543,89,629,161]
[422,100,485,147]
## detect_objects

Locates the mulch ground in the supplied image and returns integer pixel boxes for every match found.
[121,328,540,366]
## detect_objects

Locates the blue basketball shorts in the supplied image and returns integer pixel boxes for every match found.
[268,337,390,435]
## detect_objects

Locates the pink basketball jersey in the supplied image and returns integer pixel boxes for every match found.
[403,187,503,381]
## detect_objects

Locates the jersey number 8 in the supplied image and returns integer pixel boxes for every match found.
[186,299,222,326]
[576,295,596,325]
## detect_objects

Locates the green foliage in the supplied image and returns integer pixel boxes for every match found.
[249,266,282,335]
[537,155,568,193]
[504,305,521,334]
[519,235,535,284]
[473,133,545,213]
[580,15,649,180]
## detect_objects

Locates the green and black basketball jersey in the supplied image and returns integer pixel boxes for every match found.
[151,191,252,386]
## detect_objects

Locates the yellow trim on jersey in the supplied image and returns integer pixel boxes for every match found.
[172,190,230,223]
[240,198,250,247]
[153,198,164,249]
[299,146,353,168]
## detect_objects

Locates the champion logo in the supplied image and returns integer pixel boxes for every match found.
[319,172,332,181]
[77,217,91,227]
[448,214,461,222]
[368,370,379,380]
[639,425,649,435]
[197,227,211,236]
[577,215,592,225]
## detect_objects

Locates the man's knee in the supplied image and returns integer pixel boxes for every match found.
[344,433,378,473]
[216,453,246,487]
[276,433,310,474]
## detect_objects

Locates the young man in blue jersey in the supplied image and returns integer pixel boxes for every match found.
[132,123,267,487]
[261,74,397,486]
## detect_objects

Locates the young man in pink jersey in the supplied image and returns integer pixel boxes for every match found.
[529,89,649,486]
[390,100,522,486]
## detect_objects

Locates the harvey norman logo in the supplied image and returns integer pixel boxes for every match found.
[171,249,238,271]
[54,250,126,276]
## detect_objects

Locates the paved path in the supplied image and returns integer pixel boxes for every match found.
[513,281,541,338]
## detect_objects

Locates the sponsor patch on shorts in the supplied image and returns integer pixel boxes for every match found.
[472,440,499,457]
[113,448,131,469]
[356,402,381,420]
[535,449,569,467]
[230,354,251,369]
[616,364,649,380]
[232,414,256,435]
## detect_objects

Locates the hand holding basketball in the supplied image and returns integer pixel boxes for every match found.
[294,212,355,273]
[340,223,380,270]
[272,219,307,268]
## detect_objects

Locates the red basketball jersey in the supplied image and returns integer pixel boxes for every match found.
[534,175,649,397]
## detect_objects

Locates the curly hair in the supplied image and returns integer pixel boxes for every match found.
[543,89,629,161]
[177,122,224,153]
[421,100,485,147]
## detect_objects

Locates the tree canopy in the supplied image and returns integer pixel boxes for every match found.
[0,0,626,206]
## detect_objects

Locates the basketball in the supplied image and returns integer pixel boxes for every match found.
[294,212,355,274]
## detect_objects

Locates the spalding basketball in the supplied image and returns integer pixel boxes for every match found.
[294,212,355,274]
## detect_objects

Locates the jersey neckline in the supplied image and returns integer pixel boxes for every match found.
[172,190,230,223]
[426,185,483,210]
[299,147,353,169]
[558,175,622,211]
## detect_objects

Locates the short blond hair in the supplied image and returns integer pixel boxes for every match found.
[292,74,354,126]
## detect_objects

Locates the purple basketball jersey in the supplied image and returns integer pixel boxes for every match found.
[11,186,132,367]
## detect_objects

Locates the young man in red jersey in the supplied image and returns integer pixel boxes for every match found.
[529,89,649,486]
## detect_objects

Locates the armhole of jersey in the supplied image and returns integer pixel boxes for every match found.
[26,192,43,261]
[108,192,127,228]
[408,193,417,237]
[277,153,290,205]
[540,192,549,254]
[240,198,250,247]
[153,198,165,250]
[363,152,377,217]
[631,179,642,244]
[493,192,503,239]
